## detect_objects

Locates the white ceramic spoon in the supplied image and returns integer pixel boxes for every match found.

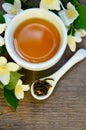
[31,49,86,100]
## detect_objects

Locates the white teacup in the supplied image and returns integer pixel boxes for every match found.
[5,8,67,71]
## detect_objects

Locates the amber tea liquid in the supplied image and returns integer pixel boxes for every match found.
[13,18,60,63]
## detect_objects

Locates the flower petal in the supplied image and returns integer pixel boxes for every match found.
[7,62,20,71]
[75,31,81,38]
[67,2,76,10]
[15,85,24,99]
[66,2,79,19]
[0,72,10,85]
[58,10,70,26]
[0,23,6,34]
[59,2,79,26]
[0,36,5,46]
[0,56,7,66]
[80,29,86,37]
[40,0,61,11]
[75,37,82,43]
[17,79,22,86]
[2,3,14,14]
[4,14,13,26]
[14,0,21,11]
[67,36,76,52]
[22,85,30,91]
[68,41,76,52]
[17,9,23,14]
[15,91,24,100]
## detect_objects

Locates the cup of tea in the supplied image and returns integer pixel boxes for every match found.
[5,8,67,71]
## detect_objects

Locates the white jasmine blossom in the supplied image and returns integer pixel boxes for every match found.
[67,35,82,52]
[2,0,23,21]
[0,56,20,85]
[58,2,79,26]
[40,0,61,11]
[15,79,30,100]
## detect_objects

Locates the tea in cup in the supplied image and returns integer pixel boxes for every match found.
[5,8,67,71]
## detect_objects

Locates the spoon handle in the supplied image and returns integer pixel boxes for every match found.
[51,49,86,82]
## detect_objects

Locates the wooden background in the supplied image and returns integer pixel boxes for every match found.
[0,0,86,129]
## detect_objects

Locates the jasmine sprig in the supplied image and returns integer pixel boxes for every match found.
[0,56,20,110]
[4,74,30,111]
[0,56,30,110]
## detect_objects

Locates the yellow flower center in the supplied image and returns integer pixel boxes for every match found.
[10,7,17,15]
[66,9,76,19]
[15,85,23,94]
[44,0,54,5]
[0,65,8,74]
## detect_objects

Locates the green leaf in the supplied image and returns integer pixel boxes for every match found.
[0,11,5,23]
[74,5,86,29]
[0,45,7,54]
[4,88,19,111]
[0,83,4,89]
[6,72,23,90]
[70,0,80,7]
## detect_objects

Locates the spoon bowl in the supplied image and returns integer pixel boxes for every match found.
[31,49,86,100]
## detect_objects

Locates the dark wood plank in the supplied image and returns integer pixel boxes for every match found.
[0,0,86,130]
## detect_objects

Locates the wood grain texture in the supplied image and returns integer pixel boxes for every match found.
[0,0,86,130]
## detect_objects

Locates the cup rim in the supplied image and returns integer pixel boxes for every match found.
[5,8,67,71]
